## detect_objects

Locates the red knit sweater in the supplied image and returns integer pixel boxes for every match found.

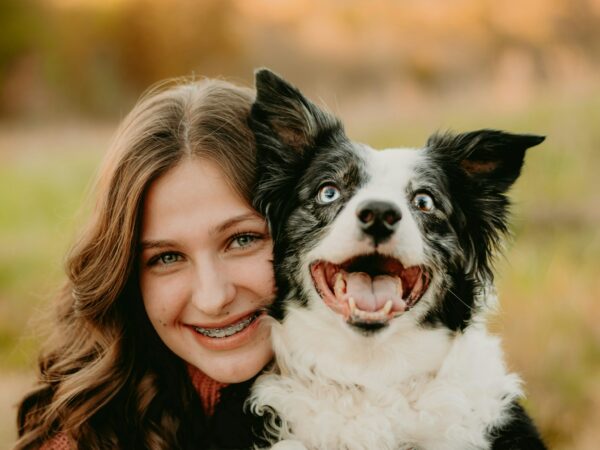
[187,364,229,416]
[39,366,228,450]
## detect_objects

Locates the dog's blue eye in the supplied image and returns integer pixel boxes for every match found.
[413,193,435,212]
[317,184,341,204]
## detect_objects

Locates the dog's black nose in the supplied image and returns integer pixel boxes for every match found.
[356,200,401,243]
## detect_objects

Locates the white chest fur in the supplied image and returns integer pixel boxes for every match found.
[249,309,522,450]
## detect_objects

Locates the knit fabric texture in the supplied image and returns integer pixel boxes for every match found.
[187,364,229,416]
[40,433,70,450]
[38,366,228,449]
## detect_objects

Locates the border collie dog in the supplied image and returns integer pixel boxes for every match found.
[247,69,547,450]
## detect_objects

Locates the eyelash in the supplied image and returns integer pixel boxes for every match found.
[146,252,182,267]
[144,231,265,268]
[228,232,264,250]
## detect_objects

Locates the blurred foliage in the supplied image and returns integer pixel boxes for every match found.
[0,0,39,69]
[1,91,599,450]
[1,0,600,118]
[1,1,599,449]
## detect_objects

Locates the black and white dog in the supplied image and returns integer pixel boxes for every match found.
[247,69,547,450]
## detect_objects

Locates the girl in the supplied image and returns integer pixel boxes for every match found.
[15,78,274,449]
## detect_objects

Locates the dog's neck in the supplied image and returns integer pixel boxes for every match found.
[270,305,457,388]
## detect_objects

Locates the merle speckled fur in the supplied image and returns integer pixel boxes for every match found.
[247,68,547,449]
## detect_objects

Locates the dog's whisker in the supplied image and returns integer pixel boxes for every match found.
[247,68,546,449]
[447,287,478,312]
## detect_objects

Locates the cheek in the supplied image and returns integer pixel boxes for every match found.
[237,251,276,299]
[255,259,276,297]
[140,273,187,326]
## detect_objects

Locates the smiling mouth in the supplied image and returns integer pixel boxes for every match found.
[310,253,430,328]
[193,312,262,338]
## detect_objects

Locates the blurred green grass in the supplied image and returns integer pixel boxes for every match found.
[0,125,108,368]
[1,92,599,449]
[363,90,600,449]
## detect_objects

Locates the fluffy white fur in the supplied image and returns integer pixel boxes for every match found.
[247,69,548,450]
[251,303,522,450]
[249,147,523,450]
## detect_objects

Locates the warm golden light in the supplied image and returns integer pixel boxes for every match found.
[43,0,131,9]
[1,2,599,449]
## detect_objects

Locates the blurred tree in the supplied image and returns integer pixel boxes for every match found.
[0,0,599,119]
[0,0,44,117]
[117,0,242,87]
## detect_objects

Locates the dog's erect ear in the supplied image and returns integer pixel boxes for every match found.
[252,68,341,154]
[427,130,544,282]
[427,129,545,191]
[250,69,344,237]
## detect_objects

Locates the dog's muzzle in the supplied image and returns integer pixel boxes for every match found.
[310,253,430,328]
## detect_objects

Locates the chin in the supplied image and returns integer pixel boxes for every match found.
[243,69,548,450]
[206,338,273,384]
[218,354,273,384]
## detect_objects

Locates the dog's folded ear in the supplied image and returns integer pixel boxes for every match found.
[251,68,341,154]
[427,129,545,191]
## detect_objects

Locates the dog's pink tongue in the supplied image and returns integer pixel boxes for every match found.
[345,272,401,312]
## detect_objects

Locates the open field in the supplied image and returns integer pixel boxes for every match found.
[1,91,599,448]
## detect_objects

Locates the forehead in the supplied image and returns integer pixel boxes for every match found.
[140,158,256,237]
[144,159,239,210]
[362,146,425,190]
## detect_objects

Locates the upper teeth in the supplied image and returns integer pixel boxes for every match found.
[194,314,256,338]
[334,273,345,297]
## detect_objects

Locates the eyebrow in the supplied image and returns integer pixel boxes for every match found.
[211,212,264,236]
[139,239,176,251]
[139,213,263,250]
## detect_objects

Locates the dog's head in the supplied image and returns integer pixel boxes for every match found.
[250,69,544,334]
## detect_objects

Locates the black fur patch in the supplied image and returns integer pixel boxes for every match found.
[488,402,548,449]
[417,131,544,329]
[251,69,370,319]
[249,69,546,448]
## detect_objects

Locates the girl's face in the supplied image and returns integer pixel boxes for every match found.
[139,158,275,383]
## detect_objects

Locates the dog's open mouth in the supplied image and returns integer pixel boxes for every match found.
[310,253,430,327]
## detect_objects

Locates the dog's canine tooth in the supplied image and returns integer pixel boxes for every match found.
[410,274,424,301]
[397,278,404,297]
[381,300,393,315]
[333,272,346,298]
[348,296,357,314]
[348,298,393,322]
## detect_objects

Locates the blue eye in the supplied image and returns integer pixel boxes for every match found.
[413,193,435,212]
[148,252,182,266]
[317,184,341,204]
[229,233,261,250]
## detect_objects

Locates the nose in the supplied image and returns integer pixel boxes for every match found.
[191,257,236,316]
[356,200,402,244]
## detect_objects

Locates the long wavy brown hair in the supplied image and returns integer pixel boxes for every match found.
[15,78,258,449]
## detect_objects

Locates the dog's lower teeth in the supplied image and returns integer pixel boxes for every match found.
[194,314,256,338]
[382,300,393,314]
[348,297,395,323]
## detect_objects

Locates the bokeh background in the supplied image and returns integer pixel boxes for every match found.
[1,0,599,448]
